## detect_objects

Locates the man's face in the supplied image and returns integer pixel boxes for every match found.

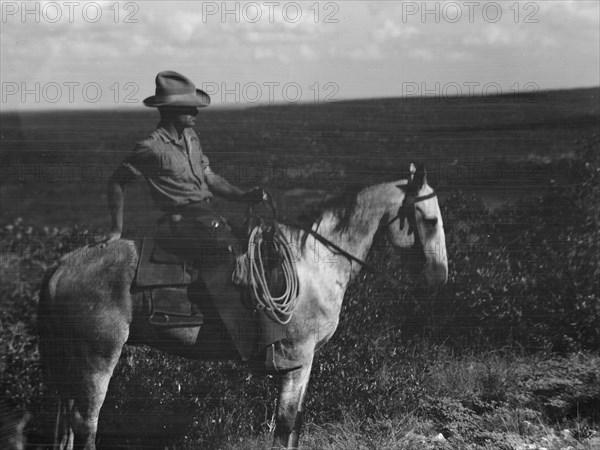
[170,107,199,128]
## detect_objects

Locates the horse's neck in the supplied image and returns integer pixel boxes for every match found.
[310,183,395,278]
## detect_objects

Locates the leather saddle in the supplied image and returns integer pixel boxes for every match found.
[136,237,196,287]
[135,237,202,327]
[133,233,296,371]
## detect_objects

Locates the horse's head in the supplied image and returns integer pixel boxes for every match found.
[385,164,448,294]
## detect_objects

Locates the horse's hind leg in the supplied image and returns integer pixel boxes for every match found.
[73,349,123,449]
[68,321,129,450]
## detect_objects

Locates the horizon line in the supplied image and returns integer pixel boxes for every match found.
[1,85,599,114]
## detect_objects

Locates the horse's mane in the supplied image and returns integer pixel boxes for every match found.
[291,184,364,247]
[315,184,364,230]
[284,166,416,247]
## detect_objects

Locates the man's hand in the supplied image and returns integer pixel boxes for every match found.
[95,229,122,247]
[241,187,267,204]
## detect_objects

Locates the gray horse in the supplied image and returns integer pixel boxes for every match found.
[38,166,447,449]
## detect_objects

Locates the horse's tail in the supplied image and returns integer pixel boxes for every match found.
[38,265,59,380]
[51,398,75,450]
[38,265,57,324]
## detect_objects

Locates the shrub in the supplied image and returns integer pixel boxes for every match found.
[514,354,600,423]
[437,136,600,351]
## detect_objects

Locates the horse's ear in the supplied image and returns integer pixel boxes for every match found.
[399,163,417,182]
[409,163,417,181]
[413,164,426,187]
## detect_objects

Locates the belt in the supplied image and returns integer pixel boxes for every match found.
[157,198,214,225]
[177,197,213,207]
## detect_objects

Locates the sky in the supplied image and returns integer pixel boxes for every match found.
[1,1,599,110]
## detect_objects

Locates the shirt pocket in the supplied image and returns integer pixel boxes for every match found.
[158,151,188,179]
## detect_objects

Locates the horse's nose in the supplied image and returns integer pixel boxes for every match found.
[425,217,438,227]
[425,261,448,293]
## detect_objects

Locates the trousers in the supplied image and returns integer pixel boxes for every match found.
[154,201,262,359]
[156,200,245,266]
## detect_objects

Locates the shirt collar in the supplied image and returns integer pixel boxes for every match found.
[155,124,197,146]
[155,123,178,143]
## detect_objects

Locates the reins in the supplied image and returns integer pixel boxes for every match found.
[242,188,438,323]
[248,190,437,291]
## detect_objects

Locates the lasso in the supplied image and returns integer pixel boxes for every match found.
[247,225,300,325]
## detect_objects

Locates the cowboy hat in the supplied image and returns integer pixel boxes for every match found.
[143,71,211,108]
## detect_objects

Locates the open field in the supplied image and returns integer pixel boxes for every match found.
[2,88,598,228]
[1,88,599,449]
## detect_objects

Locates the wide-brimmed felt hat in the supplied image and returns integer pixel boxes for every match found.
[143,71,210,108]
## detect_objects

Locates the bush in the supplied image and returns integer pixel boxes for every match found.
[438,136,600,350]
[514,354,600,423]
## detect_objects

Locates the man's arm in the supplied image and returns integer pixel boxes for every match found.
[205,169,265,203]
[103,156,144,243]
[101,142,152,243]
[106,172,125,241]
[204,169,246,201]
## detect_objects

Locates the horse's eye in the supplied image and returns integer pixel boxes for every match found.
[424,217,438,227]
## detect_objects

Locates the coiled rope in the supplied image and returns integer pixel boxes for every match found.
[246,225,300,325]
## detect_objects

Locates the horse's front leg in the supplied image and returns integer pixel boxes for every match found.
[272,359,314,450]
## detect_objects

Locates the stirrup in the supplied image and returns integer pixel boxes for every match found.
[149,312,204,328]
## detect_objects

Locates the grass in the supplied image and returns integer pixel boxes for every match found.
[193,349,600,450]
[2,212,598,449]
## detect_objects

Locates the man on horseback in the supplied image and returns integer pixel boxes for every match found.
[102,71,276,360]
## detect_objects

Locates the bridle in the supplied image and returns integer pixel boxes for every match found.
[386,190,438,236]
[251,189,438,288]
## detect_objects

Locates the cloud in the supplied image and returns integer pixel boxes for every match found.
[1,1,598,109]
[341,43,384,61]
[373,20,418,44]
